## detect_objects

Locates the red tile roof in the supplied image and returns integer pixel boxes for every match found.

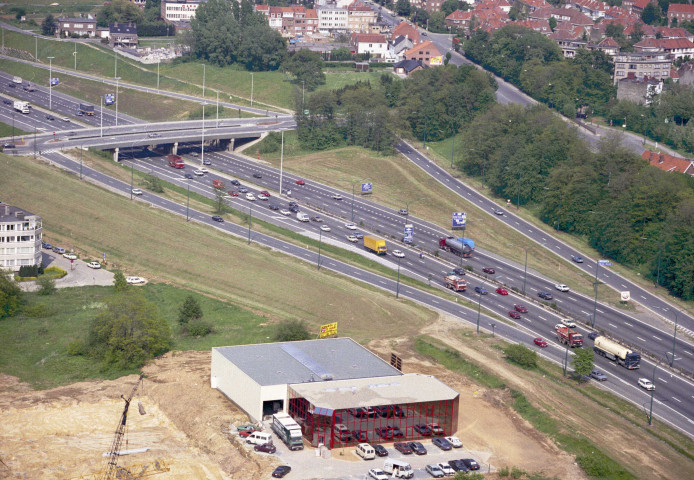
[668,4,694,14]
[446,10,472,21]
[642,150,694,175]
[354,33,387,44]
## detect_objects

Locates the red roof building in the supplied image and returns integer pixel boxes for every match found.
[642,150,694,175]
[668,4,694,26]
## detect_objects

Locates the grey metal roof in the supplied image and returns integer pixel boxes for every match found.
[213,338,402,386]
[0,203,38,222]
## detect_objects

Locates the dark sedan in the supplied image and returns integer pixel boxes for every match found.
[408,441,427,455]
[254,442,277,453]
[394,442,413,455]
[272,465,291,478]
[538,291,554,300]
[432,437,452,451]
[211,215,224,222]
[474,286,488,295]
[373,444,388,457]
[461,458,480,470]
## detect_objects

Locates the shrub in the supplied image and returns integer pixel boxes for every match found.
[43,266,67,278]
[67,339,86,356]
[19,265,39,278]
[258,131,282,154]
[274,319,311,342]
[498,466,510,477]
[23,303,52,317]
[465,265,473,271]
[504,344,537,368]
[187,319,212,336]
[36,275,56,295]
[511,466,527,479]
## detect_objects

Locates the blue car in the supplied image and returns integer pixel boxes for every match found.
[474,286,488,295]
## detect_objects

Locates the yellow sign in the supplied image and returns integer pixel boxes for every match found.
[319,322,338,338]
[430,56,443,66]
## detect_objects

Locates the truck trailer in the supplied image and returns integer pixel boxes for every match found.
[556,326,583,347]
[13,100,30,114]
[363,235,387,255]
[271,413,304,451]
[594,337,640,369]
[439,236,475,258]
[167,154,185,168]
[444,274,467,292]
[79,103,95,116]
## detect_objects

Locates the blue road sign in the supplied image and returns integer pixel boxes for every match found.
[361,182,372,194]
[452,212,467,229]
[50,77,59,86]
[404,224,414,244]
[104,93,115,105]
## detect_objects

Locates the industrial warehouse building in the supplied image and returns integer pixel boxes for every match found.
[211,338,459,449]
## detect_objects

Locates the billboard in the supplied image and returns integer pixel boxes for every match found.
[361,182,373,195]
[452,212,467,229]
[50,77,59,86]
[404,224,413,244]
[598,259,613,266]
[319,322,337,338]
[620,291,630,302]
[430,56,443,66]
[104,93,115,105]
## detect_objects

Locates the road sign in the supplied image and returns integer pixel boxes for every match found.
[404,224,413,244]
[104,93,115,105]
[319,322,337,338]
[50,77,59,86]
[620,291,630,301]
[361,182,372,195]
[452,212,466,229]
[598,260,613,266]
[102,252,106,260]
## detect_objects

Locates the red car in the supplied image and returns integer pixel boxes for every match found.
[394,442,413,455]
[259,190,271,197]
[239,428,256,437]
[514,304,528,313]
[296,179,305,185]
[509,311,521,319]
[534,337,548,347]
[482,267,496,274]
[228,190,239,197]
[496,287,508,295]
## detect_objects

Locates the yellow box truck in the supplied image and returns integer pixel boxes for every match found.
[364,235,387,255]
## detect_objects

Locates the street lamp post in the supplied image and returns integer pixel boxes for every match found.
[201,63,206,98]
[279,131,285,195]
[647,361,660,425]
[114,76,121,127]
[216,90,219,127]
[130,159,134,200]
[490,323,496,337]
[250,72,254,107]
[516,172,521,210]
[450,133,455,169]
[247,204,253,244]
[591,261,602,329]
[201,101,206,164]
[507,244,528,295]
[185,178,191,222]
[563,336,570,376]
[670,308,693,367]
[317,227,323,270]
[47,56,55,110]
[157,58,160,92]
[395,255,402,299]
[476,289,483,334]
[80,145,83,180]
[73,43,77,71]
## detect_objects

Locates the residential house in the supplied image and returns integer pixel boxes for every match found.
[403,40,442,67]
[347,2,377,32]
[391,21,421,44]
[391,35,414,58]
[56,17,97,37]
[529,7,594,35]
[318,5,348,36]
[445,10,473,30]
[594,36,620,58]
[422,0,444,12]
[668,3,694,26]
[109,22,138,48]
[351,33,388,58]
[513,19,552,35]
[642,150,694,175]
[128,0,146,8]
[655,26,694,42]
[613,51,671,84]
[518,0,551,13]
[571,0,609,21]
[161,0,201,24]
[634,37,694,60]
[393,59,426,77]
[0,203,42,272]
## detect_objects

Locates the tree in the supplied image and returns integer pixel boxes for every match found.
[237,23,287,71]
[87,291,172,368]
[41,15,57,36]
[274,319,311,342]
[96,0,144,27]
[571,346,594,378]
[283,49,325,91]
[441,0,460,17]
[503,344,537,368]
[630,22,644,42]
[605,23,625,40]
[113,271,128,292]
[548,16,557,31]
[36,275,55,296]
[396,0,411,17]
[178,295,203,325]
[0,269,22,319]
[641,3,663,25]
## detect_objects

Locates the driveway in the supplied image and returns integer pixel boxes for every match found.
[19,251,115,292]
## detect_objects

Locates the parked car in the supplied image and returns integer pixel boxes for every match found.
[571,255,584,263]
[449,459,469,472]
[211,215,224,222]
[445,436,462,448]
[408,441,427,455]
[126,276,145,284]
[509,311,521,319]
[42,242,52,249]
[428,423,444,435]
[368,469,389,480]
[534,337,548,347]
[474,286,488,295]
[254,442,276,454]
[376,427,394,439]
[514,304,528,313]
[538,291,553,300]
[331,194,343,200]
[590,370,607,381]
[496,287,508,295]
[461,459,480,470]
[63,253,77,260]
[394,442,412,455]
[373,444,388,457]
[555,284,570,292]
[432,437,452,451]
[52,246,65,254]
[392,249,405,258]
[482,267,495,274]
[271,465,291,478]
[425,464,444,478]
[638,378,655,391]
[438,462,456,476]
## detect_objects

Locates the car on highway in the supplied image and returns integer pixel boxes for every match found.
[571,255,584,263]
[3,142,16,149]
[310,216,323,222]
[373,444,388,456]
[296,179,305,185]
[555,284,570,292]
[461,459,480,470]
[126,276,145,284]
[408,441,427,455]
[257,194,269,200]
[184,173,194,179]
[148,132,160,138]
[431,437,452,451]
[438,462,456,476]
[253,172,262,179]
[320,225,331,232]
[271,465,291,478]
[193,169,205,176]
[555,323,566,330]
[563,320,577,328]
[191,151,199,157]
[394,442,412,455]
[496,287,508,295]
[259,190,271,197]
[538,291,553,300]
[268,203,279,210]
[514,304,528,313]
[492,207,504,215]
[198,167,209,174]
[590,370,607,381]
[245,193,256,201]
[231,179,241,186]
[368,469,389,480]
[211,215,224,222]
[445,436,462,448]
[2,98,11,104]
[638,378,655,391]
[228,191,239,197]
[131,188,143,195]
[331,194,343,200]
[61,116,69,122]
[425,464,444,478]
[345,223,357,230]
[509,311,521,319]
[398,208,408,215]
[482,267,495,274]
[86,261,101,269]
[453,267,466,275]
[202,159,211,165]
[280,209,291,216]
[76,110,83,115]
[534,337,548,347]
[289,205,300,213]
[392,249,405,258]
[347,234,358,242]
[46,114,55,120]
[254,442,276,454]
[474,286,488,295]
[238,187,248,193]
[63,253,77,260]
[588,332,600,340]
[354,232,364,239]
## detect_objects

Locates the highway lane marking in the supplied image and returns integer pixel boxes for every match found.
[658,377,668,383]
[609,323,617,328]
[568,297,577,302]
[622,284,628,288]
[624,322,632,327]
[432,300,440,304]
[640,295,647,300]
[653,335,662,341]
[379,280,387,285]
[555,299,563,303]
[581,310,589,315]
[538,316,547,321]
[542,237,547,241]
[638,336,646,342]
[596,309,604,313]
[672,396,682,403]
[684,351,693,356]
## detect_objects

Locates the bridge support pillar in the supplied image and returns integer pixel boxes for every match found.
[113,148,119,162]
[226,138,235,152]
[172,142,178,155]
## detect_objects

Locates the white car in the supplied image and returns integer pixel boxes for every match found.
[425,464,444,478]
[555,284,570,292]
[86,261,101,269]
[63,253,77,260]
[193,169,205,176]
[345,223,357,230]
[257,193,269,201]
[438,462,456,476]
[368,469,389,480]
[563,320,577,328]
[331,194,343,200]
[347,235,358,243]
[246,193,256,201]
[320,225,331,232]
[392,249,405,258]
[198,167,209,174]
[131,188,143,195]
[126,276,145,284]
[638,378,655,391]
[61,116,70,122]
[555,323,567,330]
[445,436,462,448]
[280,209,291,216]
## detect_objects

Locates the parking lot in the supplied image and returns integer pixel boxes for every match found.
[19,250,115,292]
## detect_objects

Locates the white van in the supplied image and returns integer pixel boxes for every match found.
[296,212,310,222]
[246,431,272,446]
[384,458,413,478]
[356,443,375,460]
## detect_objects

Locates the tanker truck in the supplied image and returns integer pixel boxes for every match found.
[439,236,475,258]
[593,337,640,369]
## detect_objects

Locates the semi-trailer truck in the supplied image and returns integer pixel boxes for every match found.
[271,413,304,450]
[364,235,387,255]
[167,154,185,168]
[556,326,583,347]
[444,274,467,292]
[13,100,30,114]
[594,337,640,369]
[439,236,475,258]
[79,103,95,116]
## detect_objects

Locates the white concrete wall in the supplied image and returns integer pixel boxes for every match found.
[211,349,263,421]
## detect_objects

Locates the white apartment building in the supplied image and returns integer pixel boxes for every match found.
[318,6,348,36]
[0,203,42,272]
[161,0,201,23]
